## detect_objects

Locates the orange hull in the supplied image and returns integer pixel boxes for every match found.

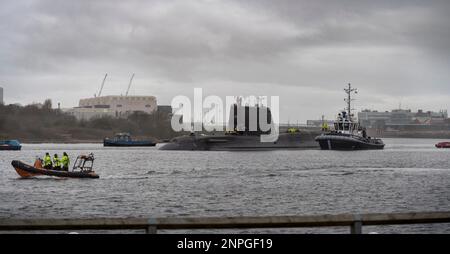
[11,160,99,179]
[14,167,39,178]
[14,160,43,178]
[14,160,44,178]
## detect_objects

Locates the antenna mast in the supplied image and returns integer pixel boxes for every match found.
[344,83,357,118]
[126,73,135,96]
[98,73,108,97]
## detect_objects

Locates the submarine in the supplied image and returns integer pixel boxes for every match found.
[158,104,320,151]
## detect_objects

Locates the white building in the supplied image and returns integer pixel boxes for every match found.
[65,95,157,120]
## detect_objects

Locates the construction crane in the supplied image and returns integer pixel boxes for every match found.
[98,73,108,97]
[125,73,135,96]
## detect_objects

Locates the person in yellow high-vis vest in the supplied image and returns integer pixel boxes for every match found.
[43,152,52,169]
[53,154,61,170]
[61,152,70,171]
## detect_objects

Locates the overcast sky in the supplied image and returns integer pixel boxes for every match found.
[1,0,449,122]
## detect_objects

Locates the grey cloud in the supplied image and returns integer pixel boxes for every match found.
[0,0,449,122]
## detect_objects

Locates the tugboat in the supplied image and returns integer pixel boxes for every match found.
[315,83,385,150]
[0,140,22,151]
[103,133,156,147]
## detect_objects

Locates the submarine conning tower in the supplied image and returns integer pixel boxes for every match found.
[228,104,273,135]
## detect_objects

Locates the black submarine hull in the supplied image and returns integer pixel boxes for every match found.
[158,131,320,151]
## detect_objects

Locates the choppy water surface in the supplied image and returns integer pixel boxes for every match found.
[1,138,449,233]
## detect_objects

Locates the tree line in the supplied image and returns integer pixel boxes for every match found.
[0,100,179,142]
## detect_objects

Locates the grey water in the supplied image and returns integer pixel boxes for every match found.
[0,138,449,234]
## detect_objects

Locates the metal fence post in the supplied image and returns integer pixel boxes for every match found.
[146,218,157,234]
[350,214,362,234]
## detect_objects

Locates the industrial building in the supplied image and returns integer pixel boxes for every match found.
[65,95,157,120]
[306,109,449,131]
[358,109,448,130]
[63,73,161,120]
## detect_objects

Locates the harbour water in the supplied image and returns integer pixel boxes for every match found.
[0,138,449,233]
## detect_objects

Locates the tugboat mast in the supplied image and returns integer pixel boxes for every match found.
[344,83,357,120]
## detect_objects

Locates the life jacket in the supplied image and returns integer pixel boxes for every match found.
[43,155,52,166]
[53,156,61,167]
[61,155,70,167]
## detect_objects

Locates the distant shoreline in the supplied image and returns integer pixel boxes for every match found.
[21,140,103,144]
[367,130,450,139]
